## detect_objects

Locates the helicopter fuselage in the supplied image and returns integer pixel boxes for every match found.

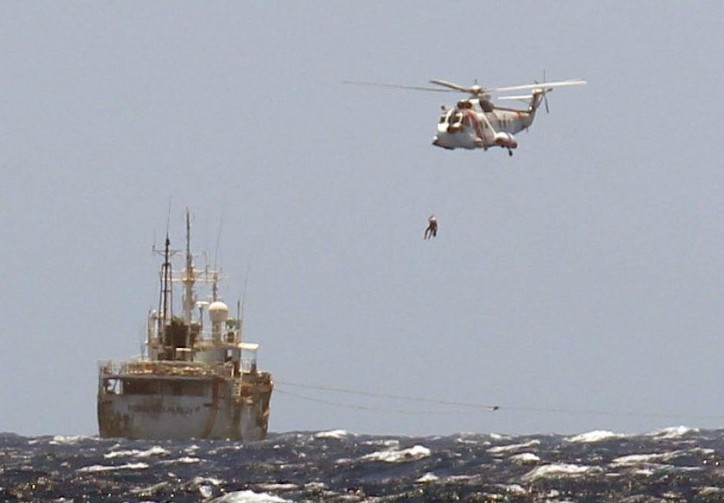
[345,76,585,154]
[346,76,586,155]
[432,98,535,152]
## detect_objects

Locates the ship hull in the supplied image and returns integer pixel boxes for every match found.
[98,371,272,441]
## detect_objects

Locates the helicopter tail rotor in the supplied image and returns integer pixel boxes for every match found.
[540,87,551,114]
[534,71,551,113]
[535,89,551,114]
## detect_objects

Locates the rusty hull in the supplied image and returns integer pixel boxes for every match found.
[98,365,272,441]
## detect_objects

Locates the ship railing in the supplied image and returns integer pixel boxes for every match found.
[98,360,234,378]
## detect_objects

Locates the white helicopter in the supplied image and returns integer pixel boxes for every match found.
[347,77,586,156]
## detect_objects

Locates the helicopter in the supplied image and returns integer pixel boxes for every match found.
[346,77,586,156]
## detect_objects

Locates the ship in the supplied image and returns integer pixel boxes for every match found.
[97,212,273,440]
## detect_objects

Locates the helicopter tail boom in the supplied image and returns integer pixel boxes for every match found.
[528,89,548,115]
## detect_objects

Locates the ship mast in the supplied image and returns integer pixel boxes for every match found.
[158,233,172,335]
[182,209,196,325]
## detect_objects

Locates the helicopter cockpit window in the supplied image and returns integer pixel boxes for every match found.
[448,111,464,130]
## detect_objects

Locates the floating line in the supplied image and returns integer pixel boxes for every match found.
[274,388,492,415]
[276,381,499,410]
[274,380,724,421]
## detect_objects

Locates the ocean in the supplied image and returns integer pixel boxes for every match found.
[0,427,721,502]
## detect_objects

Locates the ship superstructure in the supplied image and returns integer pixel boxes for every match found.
[97,212,272,440]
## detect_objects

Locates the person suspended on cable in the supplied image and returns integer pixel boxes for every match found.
[424,214,438,239]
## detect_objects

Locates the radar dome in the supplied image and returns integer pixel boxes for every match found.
[208,301,229,323]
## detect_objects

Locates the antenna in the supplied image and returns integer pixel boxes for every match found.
[236,297,242,343]
[166,198,172,237]
[182,208,196,324]
[238,260,251,336]
[214,209,225,271]
[158,231,172,335]
[153,201,182,336]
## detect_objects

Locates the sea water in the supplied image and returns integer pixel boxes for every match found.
[0,427,722,502]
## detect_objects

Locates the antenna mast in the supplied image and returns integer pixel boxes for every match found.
[182,209,196,324]
[158,234,172,334]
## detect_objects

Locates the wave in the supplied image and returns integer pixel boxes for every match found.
[0,427,721,502]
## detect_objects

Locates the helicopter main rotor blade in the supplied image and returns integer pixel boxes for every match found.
[345,77,586,101]
[343,81,455,93]
[429,79,474,93]
[497,94,534,101]
[489,78,587,94]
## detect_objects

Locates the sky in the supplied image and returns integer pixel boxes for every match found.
[1,1,722,437]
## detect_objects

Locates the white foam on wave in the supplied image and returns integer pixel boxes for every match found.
[362,444,431,463]
[522,463,598,481]
[610,453,666,466]
[48,435,94,445]
[209,489,291,502]
[488,439,540,454]
[200,485,213,499]
[699,487,724,497]
[446,475,476,483]
[511,452,540,464]
[104,446,170,459]
[256,483,298,492]
[77,462,149,473]
[455,432,501,445]
[499,484,526,495]
[314,429,352,439]
[648,426,699,439]
[159,456,201,465]
[610,449,708,468]
[362,438,399,447]
[415,472,438,483]
[130,481,170,497]
[566,430,625,443]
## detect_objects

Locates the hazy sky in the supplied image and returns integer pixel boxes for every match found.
[2,2,722,437]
